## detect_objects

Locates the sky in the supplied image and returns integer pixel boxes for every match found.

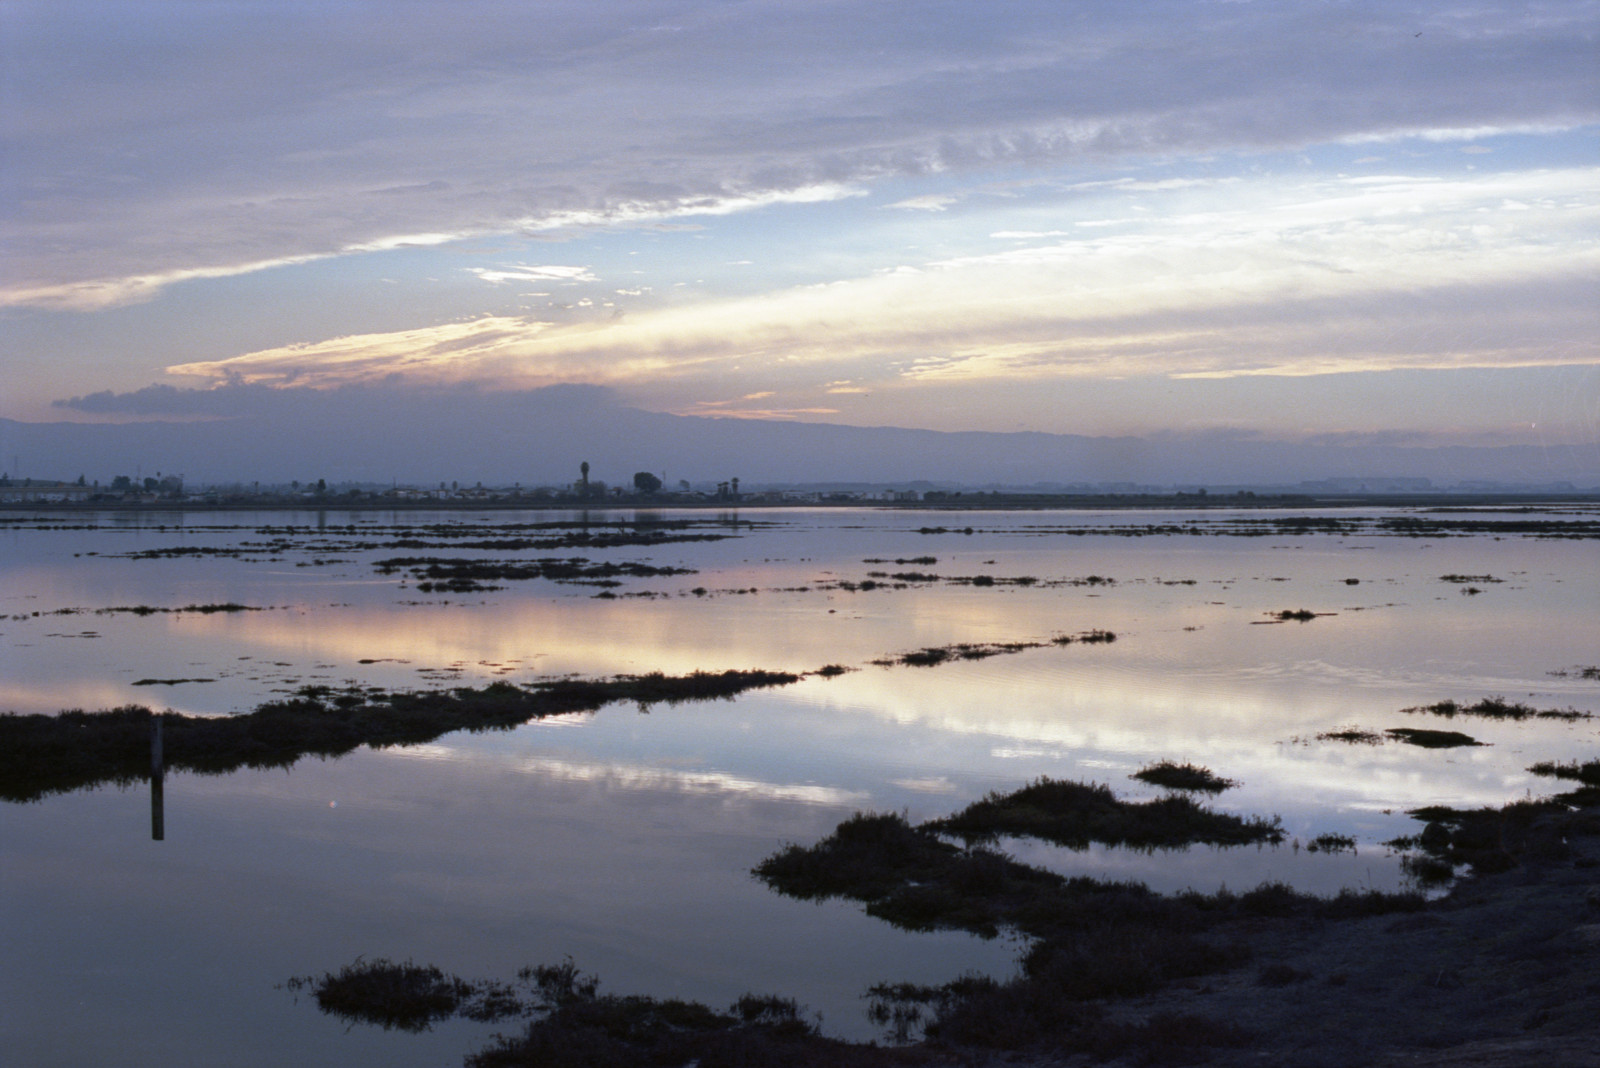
[2,0,1597,458]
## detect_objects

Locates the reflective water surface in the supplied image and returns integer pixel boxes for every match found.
[2,506,1596,1065]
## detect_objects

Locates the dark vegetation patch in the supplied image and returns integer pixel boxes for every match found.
[1131,761,1238,793]
[755,797,1421,1059]
[756,812,1067,938]
[1439,573,1504,584]
[1317,727,1383,744]
[755,809,1407,944]
[0,669,801,803]
[1549,665,1600,679]
[1371,516,1600,539]
[130,677,214,686]
[1385,728,1484,748]
[11,604,269,620]
[866,968,1255,1058]
[289,955,899,1068]
[373,556,695,588]
[108,602,264,615]
[1396,793,1599,880]
[826,572,1051,591]
[754,781,1287,937]
[284,958,499,1032]
[112,544,290,559]
[419,578,504,593]
[1255,608,1334,623]
[1305,833,1357,854]
[94,521,748,580]
[385,531,732,552]
[869,630,1115,668]
[1527,760,1600,787]
[928,777,1282,850]
[902,513,1600,539]
[1067,628,1118,643]
[1401,696,1593,721]
[865,570,940,582]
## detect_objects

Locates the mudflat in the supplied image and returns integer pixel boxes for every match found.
[1006,824,1600,1067]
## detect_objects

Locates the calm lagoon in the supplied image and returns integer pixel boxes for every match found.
[2,505,1596,1065]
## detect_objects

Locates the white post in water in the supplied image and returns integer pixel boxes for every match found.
[150,715,164,841]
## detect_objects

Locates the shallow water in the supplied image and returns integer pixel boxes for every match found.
[1,505,1596,1064]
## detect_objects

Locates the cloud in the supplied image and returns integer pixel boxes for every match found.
[677,404,842,420]
[1,253,336,313]
[51,380,621,421]
[888,194,959,212]
[153,166,1597,398]
[53,383,280,418]
[4,2,1595,308]
[467,264,597,285]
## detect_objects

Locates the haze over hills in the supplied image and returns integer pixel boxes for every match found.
[3,385,1596,491]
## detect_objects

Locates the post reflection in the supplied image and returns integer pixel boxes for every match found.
[150,716,164,841]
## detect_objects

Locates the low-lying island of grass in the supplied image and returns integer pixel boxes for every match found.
[0,669,802,803]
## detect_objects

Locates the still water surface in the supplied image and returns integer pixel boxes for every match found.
[2,506,1596,1065]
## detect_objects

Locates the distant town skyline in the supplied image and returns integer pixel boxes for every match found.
[3,2,1596,463]
[4,384,1596,489]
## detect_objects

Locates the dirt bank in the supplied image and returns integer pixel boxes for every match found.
[1011,828,1600,1067]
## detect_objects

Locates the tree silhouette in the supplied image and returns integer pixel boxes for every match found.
[632,472,663,495]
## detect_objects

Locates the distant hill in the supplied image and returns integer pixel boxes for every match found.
[4,385,1596,489]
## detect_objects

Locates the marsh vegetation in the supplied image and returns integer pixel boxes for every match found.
[1401,696,1593,721]
[1384,727,1484,748]
[0,669,801,802]
[1131,761,1238,792]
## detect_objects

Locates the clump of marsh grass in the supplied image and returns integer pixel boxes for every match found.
[1396,794,1587,882]
[1528,760,1600,787]
[930,777,1282,850]
[1401,696,1592,721]
[1318,727,1383,745]
[1259,608,1331,623]
[1385,728,1484,748]
[285,958,487,1032]
[870,631,1116,668]
[1306,833,1357,854]
[1130,760,1238,793]
[288,956,851,1068]
[1548,665,1600,679]
[0,669,803,803]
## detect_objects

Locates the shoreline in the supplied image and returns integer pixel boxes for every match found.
[1073,816,1600,1067]
[4,491,1600,514]
[283,786,1600,1067]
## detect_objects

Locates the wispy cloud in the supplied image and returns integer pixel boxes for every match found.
[888,194,959,212]
[4,3,1595,310]
[7,2,1598,447]
[160,167,1598,400]
[466,264,597,285]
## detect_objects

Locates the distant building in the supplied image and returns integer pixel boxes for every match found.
[0,480,94,503]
